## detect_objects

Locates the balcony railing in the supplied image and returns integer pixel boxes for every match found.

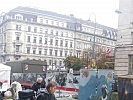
[13,40,23,45]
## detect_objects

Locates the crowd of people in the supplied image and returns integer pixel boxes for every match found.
[2,76,57,100]
[32,77,57,100]
[55,75,66,86]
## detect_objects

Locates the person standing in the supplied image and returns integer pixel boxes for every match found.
[101,85,108,100]
[31,77,46,93]
[4,81,22,100]
[36,81,57,100]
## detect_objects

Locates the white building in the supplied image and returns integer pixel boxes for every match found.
[0,6,117,67]
[115,0,133,75]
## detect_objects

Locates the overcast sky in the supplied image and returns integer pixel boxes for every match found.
[0,0,119,28]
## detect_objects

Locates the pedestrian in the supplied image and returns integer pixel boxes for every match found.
[31,77,46,93]
[73,77,78,83]
[36,81,57,100]
[4,88,14,100]
[48,79,51,83]
[101,85,108,100]
[4,81,22,100]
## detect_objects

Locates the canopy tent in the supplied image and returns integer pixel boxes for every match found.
[0,63,11,91]
[0,63,11,71]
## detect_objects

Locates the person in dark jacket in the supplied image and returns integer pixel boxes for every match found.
[36,81,57,100]
[32,77,46,93]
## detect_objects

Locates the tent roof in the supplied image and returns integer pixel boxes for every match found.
[0,63,11,71]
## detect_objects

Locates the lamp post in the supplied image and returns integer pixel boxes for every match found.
[51,57,56,72]
[89,13,96,67]
[89,13,98,94]
[48,40,55,71]
[52,57,54,70]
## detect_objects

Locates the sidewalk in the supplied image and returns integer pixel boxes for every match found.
[55,90,78,100]
[56,95,78,100]
[56,97,77,100]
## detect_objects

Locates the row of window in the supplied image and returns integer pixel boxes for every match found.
[16,33,114,47]
[26,36,73,47]
[48,60,63,66]
[15,34,114,52]
[15,24,116,46]
[15,35,114,51]
[14,14,117,40]
[15,14,66,28]
[82,27,117,38]
[38,17,66,28]
[16,25,73,37]
[77,33,115,46]
[26,47,73,57]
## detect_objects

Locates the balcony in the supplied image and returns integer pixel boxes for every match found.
[13,40,23,46]
[0,52,7,57]
[128,69,133,75]
[14,50,22,56]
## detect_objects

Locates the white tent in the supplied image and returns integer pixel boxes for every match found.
[0,63,11,91]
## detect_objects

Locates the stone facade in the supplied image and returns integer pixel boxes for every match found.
[115,0,133,75]
[0,6,117,67]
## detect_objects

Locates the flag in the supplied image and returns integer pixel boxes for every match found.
[24,64,29,70]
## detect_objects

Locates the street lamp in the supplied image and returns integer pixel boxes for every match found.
[89,13,98,94]
[89,13,96,68]
[51,57,56,71]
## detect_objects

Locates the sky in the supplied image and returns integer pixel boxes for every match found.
[0,0,119,28]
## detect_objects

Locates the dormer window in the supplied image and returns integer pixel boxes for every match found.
[31,18,34,22]
[15,14,23,20]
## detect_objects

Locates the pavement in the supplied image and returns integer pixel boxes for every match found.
[56,95,78,100]
[55,90,78,100]
[56,97,77,100]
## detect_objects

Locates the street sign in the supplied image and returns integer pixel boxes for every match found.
[56,66,65,68]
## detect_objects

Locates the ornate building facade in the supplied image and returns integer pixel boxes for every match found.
[0,6,117,67]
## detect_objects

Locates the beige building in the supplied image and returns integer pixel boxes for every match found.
[0,7,117,67]
[115,0,133,75]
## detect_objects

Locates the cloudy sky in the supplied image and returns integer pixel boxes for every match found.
[0,0,119,28]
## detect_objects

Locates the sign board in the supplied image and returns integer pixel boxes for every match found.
[56,66,65,68]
